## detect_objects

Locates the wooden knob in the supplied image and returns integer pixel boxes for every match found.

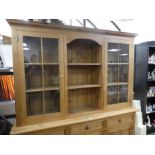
[118,119,122,123]
[85,126,89,130]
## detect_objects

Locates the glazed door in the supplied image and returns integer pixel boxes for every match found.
[17,32,64,125]
[105,39,133,109]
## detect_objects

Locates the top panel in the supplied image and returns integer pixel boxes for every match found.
[7,19,137,38]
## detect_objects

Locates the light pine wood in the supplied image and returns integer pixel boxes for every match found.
[108,63,129,65]
[107,82,128,86]
[7,19,137,38]
[68,84,101,90]
[11,107,137,134]
[27,127,67,135]
[8,20,137,134]
[67,63,101,66]
[104,38,134,111]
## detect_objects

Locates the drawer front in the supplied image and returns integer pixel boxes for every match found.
[70,120,106,134]
[27,127,66,135]
[107,114,133,127]
[73,128,107,135]
[108,122,132,133]
[108,128,131,135]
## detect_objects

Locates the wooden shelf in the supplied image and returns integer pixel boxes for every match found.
[44,87,59,91]
[68,84,101,90]
[25,63,42,65]
[108,82,128,86]
[68,63,101,66]
[108,63,129,65]
[43,63,59,65]
[25,63,59,65]
[26,87,59,93]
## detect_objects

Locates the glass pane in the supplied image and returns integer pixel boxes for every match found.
[119,85,128,103]
[119,44,129,63]
[23,37,41,63]
[108,65,118,83]
[26,92,43,116]
[119,65,128,82]
[43,38,58,63]
[25,65,42,90]
[108,86,118,105]
[108,43,119,63]
[44,65,59,88]
[44,90,60,113]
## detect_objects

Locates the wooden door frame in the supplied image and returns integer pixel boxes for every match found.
[103,37,134,111]
[14,30,66,126]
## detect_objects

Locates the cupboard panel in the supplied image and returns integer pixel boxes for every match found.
[68,88,100,113]
[26,92,43,116]
[43,38,59,63]
[23,36,42,63]
[44,90,60,114]
[25,65,42,90]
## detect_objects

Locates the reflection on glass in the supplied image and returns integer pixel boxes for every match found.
[108,52,118,63]
[119,65,128,82]
[107,42,129,105]
[43,38,58,63]
[23,37,41,63]
[119,85,128,103]
[108,43,119,63]
[108,86,118,104]
[26,92,43,116]
[108,43,129,63]
[45,90,60,113]
[25,65,42,90]
[119,44,129,63]
[108,65,118,83]
[44,66,59,87]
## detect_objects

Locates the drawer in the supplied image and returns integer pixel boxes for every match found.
[73,128,107,135]
[108,122,132,133]
[27,127,67,135]
[70,120,106,134]
[107,114,133,127]
[108,128,131,135]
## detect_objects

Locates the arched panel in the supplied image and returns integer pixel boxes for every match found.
[67,39,102,63]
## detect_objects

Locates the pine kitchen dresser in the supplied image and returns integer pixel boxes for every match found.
[7,19,137,135]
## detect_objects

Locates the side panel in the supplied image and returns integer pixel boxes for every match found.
[134,44,148,124]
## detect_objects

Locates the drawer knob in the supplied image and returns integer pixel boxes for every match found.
[119,119,122,123]
[85,126,89,130]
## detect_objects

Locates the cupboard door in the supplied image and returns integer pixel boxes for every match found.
[18,33,64,123]
[106,41,131,106]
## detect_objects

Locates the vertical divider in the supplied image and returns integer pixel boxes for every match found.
[100,45,103,109]
[41,37,45,114]
[103,40,108,109]
[117,44,120,104]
